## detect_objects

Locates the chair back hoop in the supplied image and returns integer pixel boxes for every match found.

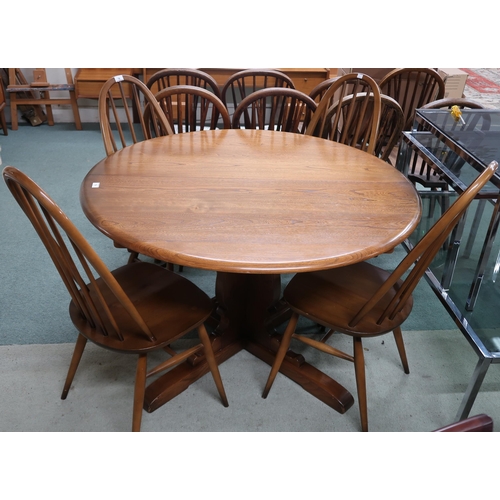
[231,87,317,133]
[349,161,498,328]
[145,85,230,135]
[379,68,446,130]
[146,68,221,98]
[375,94,404,161]
[2,166,156,343]
[220,69,296,115]
[98,74,173,156]
[308,77,339,103]
[422,97,485,111]
[305,73,382,156]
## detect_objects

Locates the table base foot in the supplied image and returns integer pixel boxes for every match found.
[245,339,355,414]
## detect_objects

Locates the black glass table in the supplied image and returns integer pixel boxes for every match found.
[397,108,500,421]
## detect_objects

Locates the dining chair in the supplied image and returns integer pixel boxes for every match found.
[98,74,173,157]
[305,72,382,156]
[3,166,229,432]
[146,85,230,135]
[231,87,317,133]
[221,69,296,119]
[308,77,338,104]
[262,161,498,432]
[323,92,404,162]
[146,68,222,98]
[98,74,174,264]
[379,68,446,131]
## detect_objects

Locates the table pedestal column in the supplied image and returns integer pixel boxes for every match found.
[144,272,354,415]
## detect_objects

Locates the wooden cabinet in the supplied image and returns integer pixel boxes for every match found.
[143,68,335,95]
[74,68,140,99]
[74,68,336,100]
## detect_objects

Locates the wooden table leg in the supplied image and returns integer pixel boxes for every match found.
[144,272,354,415]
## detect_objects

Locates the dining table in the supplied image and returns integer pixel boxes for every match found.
[80,129,422,417]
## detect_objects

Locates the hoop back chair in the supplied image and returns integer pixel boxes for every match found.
[305,73,382,156]
[379,68,446,131]
[308,77,338,103]
[221,69,296,118]
[3,166,228,432]
[145,85,230,135]
[324,92,404,162]
[262,161,498,432]
[375,94,405,162]
[231,87,317,133]
[146,68,221,98]
[98,74,173,157]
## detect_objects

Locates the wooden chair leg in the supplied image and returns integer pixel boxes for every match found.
[132,354,148,432]
[42,91,55,126]
[262,312,299,398]
[61,334,88,399]
[69,91,82,130]
[393,327,410,374]
[353,337,368,432]
[10,96,19,130]
[197,324,229,407]
[0,109,7,135]
[127,250,140,264]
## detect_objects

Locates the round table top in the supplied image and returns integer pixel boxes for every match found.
[81,129,422,273]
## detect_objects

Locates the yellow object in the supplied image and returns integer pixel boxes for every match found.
[451,105,463,122]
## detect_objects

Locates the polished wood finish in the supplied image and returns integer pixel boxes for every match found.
[198,68,333,95]
[98,74,173,157]
[309,77,338,103]
[3,166,228,432]
[146,85,230,135]
[220,69,295,117]
[306,72,382,156]
[80,129,422,415]
[81,130,421,273]
[146,68,221,98]
[434,413,493,432]
[262,162,498,431]
[74,68,138,99]
[7,68,82,131]
[379,68,446,131]
[231,87,317,133]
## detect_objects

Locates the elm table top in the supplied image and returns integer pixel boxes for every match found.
[81,129,422,273]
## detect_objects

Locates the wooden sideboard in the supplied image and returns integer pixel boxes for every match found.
[74,68,140,99]
[75,68,336,99]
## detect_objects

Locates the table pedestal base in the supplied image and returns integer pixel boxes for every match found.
[143,272,354,415]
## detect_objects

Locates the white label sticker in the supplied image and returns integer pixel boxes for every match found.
[92,182,100,188]
[114,75,124,82]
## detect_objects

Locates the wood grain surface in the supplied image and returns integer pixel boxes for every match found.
[81,129,421,273]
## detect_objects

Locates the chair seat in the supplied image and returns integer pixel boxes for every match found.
[407,173,448,190]
[70,262,213,353]
[284,262,414,337]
